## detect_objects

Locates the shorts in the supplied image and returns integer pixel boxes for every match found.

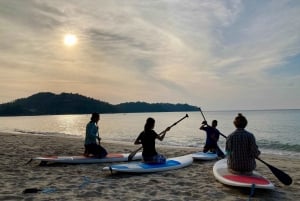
[143,154,166,164]
[84,144,108,158]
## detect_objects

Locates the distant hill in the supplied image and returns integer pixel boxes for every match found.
[0,92,198,116]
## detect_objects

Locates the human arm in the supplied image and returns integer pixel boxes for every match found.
[249,135,261,157]
[157,127,171,141]
[199,121,208,130]
[134,132,142,145]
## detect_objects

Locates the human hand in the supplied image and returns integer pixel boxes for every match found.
[202,121,207,125]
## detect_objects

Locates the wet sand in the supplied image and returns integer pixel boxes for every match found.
[0,132,299,201]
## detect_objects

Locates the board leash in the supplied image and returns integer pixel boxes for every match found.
[248,183,256,201]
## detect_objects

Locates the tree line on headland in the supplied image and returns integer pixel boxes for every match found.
[0,92,198,116]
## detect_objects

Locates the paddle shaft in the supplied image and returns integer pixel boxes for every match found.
[164,113,189,132]
[199,107,207,122]
[199,107,227,139]
[128,114,189,161]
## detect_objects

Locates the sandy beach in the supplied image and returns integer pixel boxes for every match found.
[0,132,299,201]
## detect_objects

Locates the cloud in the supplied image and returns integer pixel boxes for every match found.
[0,0,299,109]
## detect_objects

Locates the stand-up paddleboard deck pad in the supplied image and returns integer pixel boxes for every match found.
[103,155,193,173]
[32,152,142,164]
[213,159,274,189]
[192,152,218,160]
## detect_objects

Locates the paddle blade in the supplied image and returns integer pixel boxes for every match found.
[257,158,293,185]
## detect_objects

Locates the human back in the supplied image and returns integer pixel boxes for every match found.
[226,113,260,173]
[227,129,258,172]
[134,117,169,164]
[84,113,107,158]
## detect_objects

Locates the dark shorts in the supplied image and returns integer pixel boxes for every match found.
[84,144,107,158]
[203,144,225,158]
[143,154,166,164]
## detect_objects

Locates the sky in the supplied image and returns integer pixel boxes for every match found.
[0,0,300,111]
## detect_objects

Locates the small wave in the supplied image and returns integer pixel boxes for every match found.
[258,139,300,152]
[13,129,81,138]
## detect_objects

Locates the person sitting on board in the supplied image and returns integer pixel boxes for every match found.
[134,117,170,164]
[200,120,225,158]
[84,113,108,158]
[226,113,261,175]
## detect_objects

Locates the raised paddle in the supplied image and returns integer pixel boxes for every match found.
[198,107,227,138]
[128,114,189,161]
[199,108,293,185]
[199,107,207,122]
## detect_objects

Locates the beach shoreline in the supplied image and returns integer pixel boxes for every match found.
[1,132,299,200]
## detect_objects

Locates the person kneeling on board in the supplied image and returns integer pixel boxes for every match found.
[226,113,261,175]
[84,113,108,158]
[200,119,225,158]
[134,117,170,164]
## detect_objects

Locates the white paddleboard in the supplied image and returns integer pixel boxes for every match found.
[213,159,274,189]
[192,152,218,160]
[32,152,142,164]
[102,155,193,173]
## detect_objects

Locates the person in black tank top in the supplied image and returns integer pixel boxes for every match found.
[134,117,170,164]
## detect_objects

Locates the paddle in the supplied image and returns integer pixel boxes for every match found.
[128,114,189,161]
[199,107,227,138]
[199,107,293,185]
[255,157,293,185]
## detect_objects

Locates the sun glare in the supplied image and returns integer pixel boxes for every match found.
[64,34,77,46]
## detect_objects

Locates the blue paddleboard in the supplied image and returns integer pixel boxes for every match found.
[191,152,218,160]
[102,155,193,173]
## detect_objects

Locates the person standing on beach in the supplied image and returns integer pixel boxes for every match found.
[200,120,225,158]
[134,117,170,164]
[226,113,261,174]
[84,113,108,158]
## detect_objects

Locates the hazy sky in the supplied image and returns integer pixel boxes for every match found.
[1,0,299,110]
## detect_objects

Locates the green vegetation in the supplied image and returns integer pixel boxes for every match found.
[0,92,198,116]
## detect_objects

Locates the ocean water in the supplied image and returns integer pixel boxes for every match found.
[1,110,299,158]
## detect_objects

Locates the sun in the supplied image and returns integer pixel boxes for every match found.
[64,34,77,46]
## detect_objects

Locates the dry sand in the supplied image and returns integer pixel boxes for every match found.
[0,132,299,201]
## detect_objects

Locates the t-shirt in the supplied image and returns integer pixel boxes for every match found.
[85,121,98,145]
[137,130,159,157]
[202,126,220,146]
[226,128,261,172]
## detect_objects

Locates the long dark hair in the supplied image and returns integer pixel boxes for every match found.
[144,117,155,131]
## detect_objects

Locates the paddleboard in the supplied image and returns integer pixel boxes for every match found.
[102,155,193,173]
[192,152,218,160]
[213,159,274,189]
[32,152,142,164]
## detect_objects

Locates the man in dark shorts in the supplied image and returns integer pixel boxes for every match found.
[200,120,225,158]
